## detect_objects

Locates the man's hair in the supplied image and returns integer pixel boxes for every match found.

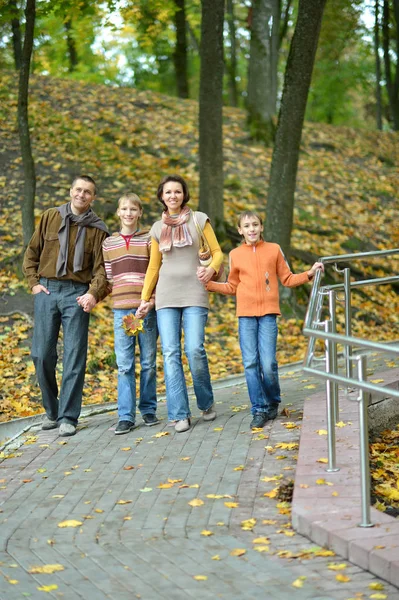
[157,174,190,210]
[71,175,97,195]
[117,193,142,211]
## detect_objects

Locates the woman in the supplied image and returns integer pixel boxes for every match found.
[137,175,223,433]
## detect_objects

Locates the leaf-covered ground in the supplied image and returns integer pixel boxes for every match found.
[0,71,398,425]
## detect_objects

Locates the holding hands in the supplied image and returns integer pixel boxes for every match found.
[76,292,97,313]
[196,266,215,285]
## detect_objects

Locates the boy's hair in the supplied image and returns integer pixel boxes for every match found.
[71,175,97,195]
[237,210,264,228]
[117,192,142,211]
[157,174,190,210]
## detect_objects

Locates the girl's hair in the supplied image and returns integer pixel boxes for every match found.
[117,193,142,211]
[157,175,190,210]
[237,210,264,228]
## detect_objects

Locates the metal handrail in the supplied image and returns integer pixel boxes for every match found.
[302,248,399,527]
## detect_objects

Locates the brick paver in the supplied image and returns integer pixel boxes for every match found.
[1,360,398,599]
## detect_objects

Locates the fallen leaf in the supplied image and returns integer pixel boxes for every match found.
[262,519,277,525]
[8,580,19,584]
[299,484,309,488]
[37,584,58,592]
[158,483,174,489]
[123,466,134,470]
[327,563,347,571]
[224,502,238,508]
[230,548,246,557]
[316,429,328,435]
[193,575,208,581]
[116,500,132,505]
[180,457,191,461]
[28,565,64,574]
[241,518,256,530]
[57,520,82,528]
[369,594,387,599]
[94,508,104,513]
[153,432,169,438]
[252,537,270,544]
[212,555,220,560]
[316,457,328,463]
[233,465,244,471]
[292,577,305,588]
[121,447,131,451]
[200,530,213,536]
[188,498,204,507]
[369,583,385,590]
[370,379,384,384]
[22,479,33,483]
[335,574,350,582]
[253,545,269,552]
[139,487,152,493]
[213,427,223,431]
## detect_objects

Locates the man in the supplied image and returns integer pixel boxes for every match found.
[23,175,109,436]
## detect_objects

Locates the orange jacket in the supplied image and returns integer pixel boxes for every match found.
[206,241,311,317]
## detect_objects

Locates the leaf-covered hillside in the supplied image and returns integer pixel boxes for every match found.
[0,71,398,421]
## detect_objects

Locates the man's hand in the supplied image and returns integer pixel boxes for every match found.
[76,293,97,313]
[32,284,50,295]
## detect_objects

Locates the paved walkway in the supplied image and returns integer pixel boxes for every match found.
[1,362,399,600]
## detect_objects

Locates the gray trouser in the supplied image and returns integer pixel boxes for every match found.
[31,277,90,425]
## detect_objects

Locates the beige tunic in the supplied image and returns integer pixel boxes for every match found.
[150,211,210,310]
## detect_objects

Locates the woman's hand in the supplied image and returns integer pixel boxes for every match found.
[307,262,324,280]
[136,300,152,319]
[197,266,215,285]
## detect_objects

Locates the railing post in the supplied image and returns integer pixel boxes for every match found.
[357,355,374,527]
[343,267,353,379]
[325,320,339,473]
[328,290,339,424]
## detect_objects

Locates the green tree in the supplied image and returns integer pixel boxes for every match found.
[198,0,224,233]
[265,0,327,258]
[18,0,36,246]
[382,0,399,129]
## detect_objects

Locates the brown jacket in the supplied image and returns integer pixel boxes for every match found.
[23,207,109,301]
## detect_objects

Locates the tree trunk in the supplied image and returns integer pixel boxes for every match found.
[382,0,399,129]
[9,0,22,70]
[18,0,36,247]
[198,0,224,234]
[226,0,238,107]
[64,15,78,73]
[265,0,326,258]
[246,0,279,144]
[173,0,189,98]
[374,0,383,130]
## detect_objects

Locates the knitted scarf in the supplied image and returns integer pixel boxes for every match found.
[159,205,193,252]
[56,203,109,278]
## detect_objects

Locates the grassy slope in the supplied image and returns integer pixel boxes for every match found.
[0,71,398,421]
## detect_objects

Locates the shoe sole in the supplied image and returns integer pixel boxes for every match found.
[115,425,137,435]
[143,420,160,427]
[203,414,217,422]
[42,424,58,430]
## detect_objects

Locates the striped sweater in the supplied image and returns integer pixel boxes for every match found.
[102,229,154,309]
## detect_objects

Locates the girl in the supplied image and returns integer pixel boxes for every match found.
[136,175,223,433]
[205,210,323,429]
[103,193,158,434]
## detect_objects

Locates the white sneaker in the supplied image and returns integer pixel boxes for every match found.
[202,404,217,422]
[59,423,76,437]
[41,416,58,430]
[175,419,191,433]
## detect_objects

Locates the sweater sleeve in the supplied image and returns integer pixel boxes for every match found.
[102,242,113,285]
[276,247,310,288]
[141,237,162,301]
[203,221,224,273]
[206,252,239,295]
[22,211,47,289]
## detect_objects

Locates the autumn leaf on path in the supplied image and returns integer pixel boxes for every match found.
[335,574,350,582]
[230,548,246,557]
[188,498,204,507]
[224,501,238,508]
[369,594,387,600]
[292,577,306,588]
[153,431,169,438]
[158,482,174,489]
[316,458,328,463]
[253,536,270,544]
[369,583,385,590]
[212,555,220,560]
[139,487,152,493]
[241,518,256,531]
[316,429,328,435]
[116,500,132,505]
[37,584,58,592]
[57,520,82,528]
[233,465,244,471]
[327,563,347,571]
[200,530,213,536]
[193,575,208,581]
[28,565,64,574]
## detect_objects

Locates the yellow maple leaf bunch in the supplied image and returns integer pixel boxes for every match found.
[121,313,145,337]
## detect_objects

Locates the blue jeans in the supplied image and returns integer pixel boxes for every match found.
[113,308,158,423]
[31,278,90,425]
[238,314,281,415]
[156,307,214,421]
